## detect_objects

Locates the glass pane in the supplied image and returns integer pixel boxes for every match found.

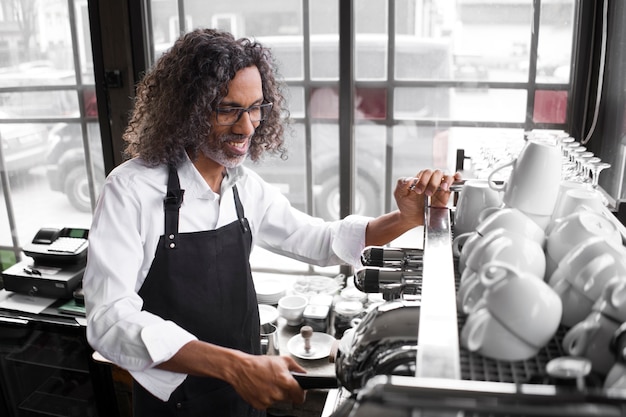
[533,90,568,123]
[0,122,94,247]
[310,0,338,80]
[0,90,79,118]
[451,88,527,122]
[536,0,575,83]
[452,0,533,83]
[245,123,307,211]
[396,36,454,81]
[355,0,388,81]
[395,0,455,81]
[0,0,101,256]
[265,36,304,81]
[304,124,389,221]
[310,87,339,119]
[0,121,48,175]
[46,122,105,213]
[391,124,447,179]
[287,86,305,119]
[355,124,386,218]
[394,87,452,120]
[311,121,339,216]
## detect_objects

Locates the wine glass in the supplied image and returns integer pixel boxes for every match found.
[574,151,594,176]
[589,161,611,189]
[581,156,601,182]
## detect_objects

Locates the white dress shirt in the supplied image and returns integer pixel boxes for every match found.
[83,154,370,401]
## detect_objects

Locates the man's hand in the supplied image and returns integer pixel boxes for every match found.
[395,170,462,225]
[227,354,307,410]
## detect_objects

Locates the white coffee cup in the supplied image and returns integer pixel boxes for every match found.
[454,179,502,236]
[548,236,626,326]
[592,277,626,324]
[461,305,540,361]
[488,139,562,224]
[551,187,605,222]
[457,270,486,315]
[463,229,546,282]
[277,295,308,326]
[545,210,622,277]
[605,362,626,390]
[605,322,626,389]
[461,261,562,361]
[453,208,546,273]
[550,253,620,327]
[563,310,621,376]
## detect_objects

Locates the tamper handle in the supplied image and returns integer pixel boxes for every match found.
[300,325,313,353]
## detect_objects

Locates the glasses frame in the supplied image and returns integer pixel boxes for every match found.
[214,102,273,126]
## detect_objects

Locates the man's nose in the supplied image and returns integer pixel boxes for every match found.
[232,111,256,135]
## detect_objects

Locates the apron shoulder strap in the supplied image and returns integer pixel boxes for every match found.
[164,164,185,249]
[232,185,250,234]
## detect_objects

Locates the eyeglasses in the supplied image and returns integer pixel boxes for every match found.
[215,102,273,126]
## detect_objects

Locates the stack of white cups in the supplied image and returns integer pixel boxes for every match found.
[454,205,560,361]
[453,138,568,361]
[544,182,626,379]
[453,135,626,374]
[452,175,560,361]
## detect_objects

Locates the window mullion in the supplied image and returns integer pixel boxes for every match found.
[338,0,355,220]
[525,0,542,130]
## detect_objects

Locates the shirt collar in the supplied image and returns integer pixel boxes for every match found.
[177,153,245,199]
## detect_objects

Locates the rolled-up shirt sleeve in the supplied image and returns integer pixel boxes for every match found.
[249,174,371,268]
[84,171,196,401]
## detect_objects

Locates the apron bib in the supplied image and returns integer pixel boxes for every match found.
[133,165,263,417]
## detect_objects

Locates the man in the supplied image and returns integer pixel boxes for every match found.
[83,28,459,416]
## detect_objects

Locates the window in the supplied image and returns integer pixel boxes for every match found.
[2,0,621,274]
[0,0,103,267]
[143,0,579,273]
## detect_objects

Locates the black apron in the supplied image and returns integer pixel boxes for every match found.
[133,165,264,417]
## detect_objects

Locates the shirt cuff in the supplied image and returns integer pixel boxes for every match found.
[140,320,197,364]
[130,367,188,401]
[332,214,370,267]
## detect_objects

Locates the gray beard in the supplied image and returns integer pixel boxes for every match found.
[199,142,247,168]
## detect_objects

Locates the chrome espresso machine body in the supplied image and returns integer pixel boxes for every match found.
[323,205,626,417]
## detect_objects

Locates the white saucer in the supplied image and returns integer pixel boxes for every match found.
[258,304,279,325]
[287,332,335,360]
[255,275,287,304]
[291,275,340,297]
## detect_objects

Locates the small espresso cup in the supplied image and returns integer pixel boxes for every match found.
[454,179,502,236]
